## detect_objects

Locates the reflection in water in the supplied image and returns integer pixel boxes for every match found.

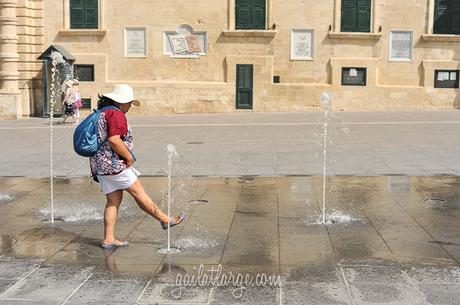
[309,209,362,225]
[159,262,187,275]
[103,249,118,273]
[38,203,132,223]
[387,176,411,193]
[0,193,13,203]
[175,236,218,251]
[0,234,16,253]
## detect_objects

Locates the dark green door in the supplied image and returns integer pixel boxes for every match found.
[236,64,253,109]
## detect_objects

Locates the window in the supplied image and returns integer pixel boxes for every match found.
[341,0,371,32]
[434,0,460,34]
[434,70,459,88]
[342,67,367,86]
[70,0,98,29]
[74,64,94,82]
[81,98,91,109]
[235,0,266,30]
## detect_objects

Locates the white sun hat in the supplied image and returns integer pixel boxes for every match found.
[102,84,140,106]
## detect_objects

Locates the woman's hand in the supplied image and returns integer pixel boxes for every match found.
[125,157,135,167]
[108,135,134,167]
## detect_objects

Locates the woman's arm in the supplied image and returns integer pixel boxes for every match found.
[108,135,134,167]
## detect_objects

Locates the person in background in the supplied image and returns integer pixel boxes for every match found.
[90,84,186,249]
[62,79,77,124]
[72,79,83,124]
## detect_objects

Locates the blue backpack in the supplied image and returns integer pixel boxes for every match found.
[73,105,119,157]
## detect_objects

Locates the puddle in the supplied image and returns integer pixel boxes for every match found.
[237,177,256,184]
[174,236,218,250]
[309,210,362,225]
[0,193,13,203]
[39,204,131,222]
[157,247,182,254]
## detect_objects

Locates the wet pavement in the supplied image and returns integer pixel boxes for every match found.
[0,175,460,304]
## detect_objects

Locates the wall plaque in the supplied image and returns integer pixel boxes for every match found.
[124,27,146,57]
[163,24,207,57]
[389,30,413,62]
[290,29,314,60]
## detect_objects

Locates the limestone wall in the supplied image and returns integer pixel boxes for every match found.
[16,0,44,117]
[2,0,460,117]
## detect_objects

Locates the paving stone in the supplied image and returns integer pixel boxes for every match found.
[69,279,148,304]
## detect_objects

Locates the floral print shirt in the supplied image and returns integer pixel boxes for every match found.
[90,108,134,176]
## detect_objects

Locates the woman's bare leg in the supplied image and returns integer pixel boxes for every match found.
[103,189,124,244]
[125,179,176,224]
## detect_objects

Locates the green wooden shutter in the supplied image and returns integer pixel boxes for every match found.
[252,0,266,29]
[236,0,265,30]
[434,0,450,34]
[84,0,98,29]
[70,0,84,29]
[451,0,460,34]
[236,0,251,29]
[70,0,98,29]
[356,0,371,32]
[341,0,356,32]
[341,0,370,32]
[236,65,253,109]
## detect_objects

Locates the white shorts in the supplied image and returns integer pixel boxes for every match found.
[98,167,141,195]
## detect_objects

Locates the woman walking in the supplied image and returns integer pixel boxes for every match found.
[62,79,77,124]
[90,84,185,249]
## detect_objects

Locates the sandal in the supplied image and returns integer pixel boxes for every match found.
[101,240,129,249]
[161,212,186,230]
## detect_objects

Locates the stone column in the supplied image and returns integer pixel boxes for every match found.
[0,0,19,91]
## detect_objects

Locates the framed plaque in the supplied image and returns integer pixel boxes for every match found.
[342,67,367,86]
[389,30,413,62]
[124,27,146,57]
[163,31,207,57]
[290,29,314,60]
[434,70,459,88]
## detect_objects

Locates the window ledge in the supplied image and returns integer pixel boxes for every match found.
[328,31,382,40]
[422,34,460,42]
[58,29,107,36]
[222,30,277,37]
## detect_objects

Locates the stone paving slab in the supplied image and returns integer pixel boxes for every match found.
[1,111,460,177]
[0,176,460,304]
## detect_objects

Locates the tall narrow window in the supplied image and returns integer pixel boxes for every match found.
[235,0,266,30]
[341,0,371,32]
[70,0,98,29]
[434,0,460,34]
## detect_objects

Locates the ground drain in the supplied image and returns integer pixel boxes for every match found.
[423,198,447,206]
[188,199,208,205]
[41,217,65,223]
[157,247,182,254]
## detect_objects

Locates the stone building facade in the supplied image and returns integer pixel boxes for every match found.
[1,0,460,118]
